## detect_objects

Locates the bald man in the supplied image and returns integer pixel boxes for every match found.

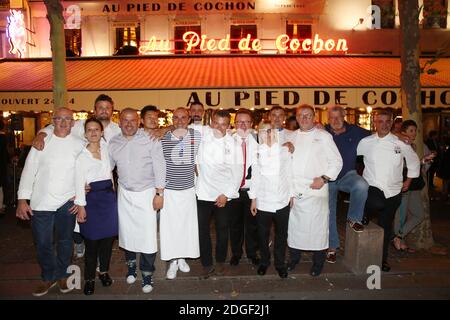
[16,107,84,297]
[160,108,201,280]
[108,108,166,294]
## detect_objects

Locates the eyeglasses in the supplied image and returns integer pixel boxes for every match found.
[298,114,314,120]
[53,117,73,122]
[236,121,252,125]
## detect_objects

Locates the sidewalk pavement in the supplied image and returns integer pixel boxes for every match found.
[1,198,449,300]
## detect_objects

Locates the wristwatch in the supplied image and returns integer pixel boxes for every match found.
[321,175,330,183]
[156,191,164,197]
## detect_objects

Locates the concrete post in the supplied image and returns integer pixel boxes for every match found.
[343,221,384,274]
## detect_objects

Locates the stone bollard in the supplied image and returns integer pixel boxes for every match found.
[343,221,384,274]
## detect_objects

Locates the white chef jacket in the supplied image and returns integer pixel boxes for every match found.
[17,135,84,211]
[357,132,420,198]
[195,130,243,201]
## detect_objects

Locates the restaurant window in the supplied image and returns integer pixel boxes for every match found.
[372,0,395,28]
[174,25,201,54]
[286,22,312,54]
[230,24,257,54]
[115,25,140,55]
[65,29,81,57]
[423,0,448,29]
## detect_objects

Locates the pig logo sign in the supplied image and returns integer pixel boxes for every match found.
[6,10,27,58]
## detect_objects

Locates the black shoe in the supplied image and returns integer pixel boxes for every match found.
[98,272,113,287]
[229,256,240,266]
[362,215,369,226]
[83,280,95,295]
[249,257,260,266]
[276,268,288,278]
[257,265,268,276]
[287,261,298,272]
[201,266,215,280]
[382,261,391,272]
[310,264,323,277]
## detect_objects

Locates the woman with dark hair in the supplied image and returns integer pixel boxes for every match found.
[75,118,118,295]
[393,120,435,252]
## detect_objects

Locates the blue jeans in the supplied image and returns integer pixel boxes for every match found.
[328,170,369,250]
[31,201,76,282]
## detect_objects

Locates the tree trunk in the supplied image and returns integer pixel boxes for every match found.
[398,0,434,250]
[44,0,67,110]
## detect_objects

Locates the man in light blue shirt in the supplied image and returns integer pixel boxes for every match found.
[109,108,165,294]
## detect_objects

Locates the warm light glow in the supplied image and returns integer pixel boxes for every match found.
[139,32,349,54]
[366,106,372,113]
[275,34,347,54]
[74,112,89,120]
[6,10,27,58]
[3,111,11,118]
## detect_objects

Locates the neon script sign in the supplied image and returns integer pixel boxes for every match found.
[139,32,348,54]
[6,10,27,58]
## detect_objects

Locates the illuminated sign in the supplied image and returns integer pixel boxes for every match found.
[139,32,348,54]
[1,88,449,111]
[64,5,81,29]
[6,9,27,58]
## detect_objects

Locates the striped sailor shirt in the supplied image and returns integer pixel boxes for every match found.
[161,128,201,190]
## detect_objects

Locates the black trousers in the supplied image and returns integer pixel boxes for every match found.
[229,190,259,259]
[289,247,326,269]
[364,186,402,262]
[84,237,115,280]
[197,199,233,267]
[256,205,289,269]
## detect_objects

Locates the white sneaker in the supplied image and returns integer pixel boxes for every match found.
[126,275,137,284]
[142,275,154,293]
[166,260,178,280]
[178,258,190,273]
[142,283,153,294]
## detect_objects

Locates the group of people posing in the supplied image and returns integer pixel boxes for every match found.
[16,94,431,297]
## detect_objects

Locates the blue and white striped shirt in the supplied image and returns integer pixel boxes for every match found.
[161,128,201,190]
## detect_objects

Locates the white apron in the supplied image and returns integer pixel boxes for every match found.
[159,188,200,261]
[118,185,157,254]
[288,192,329,250]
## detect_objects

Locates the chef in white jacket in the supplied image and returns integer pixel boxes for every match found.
[287,104,343,277]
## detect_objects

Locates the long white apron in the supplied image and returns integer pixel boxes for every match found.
[288,191,329,250]
[118,185,157,254]
[159,187,200,261]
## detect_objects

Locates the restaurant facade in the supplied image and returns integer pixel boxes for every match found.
[0,0,449,145]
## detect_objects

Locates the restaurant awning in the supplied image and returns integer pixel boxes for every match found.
[0,55,449,111]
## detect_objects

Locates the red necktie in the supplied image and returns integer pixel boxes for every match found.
[240,138,247,188]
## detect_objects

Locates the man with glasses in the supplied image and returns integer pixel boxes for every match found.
[229,109,260,267]
[16,107,84,297]
[159,108,201,280]
[287,105,342,277]
[31,94,121,259]
[32,94,121,147]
